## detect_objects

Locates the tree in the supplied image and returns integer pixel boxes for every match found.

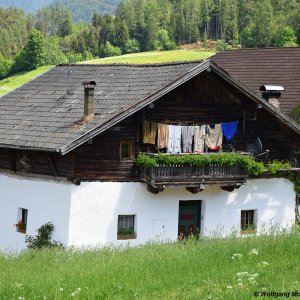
[12,29,45,72]
[44,36,67,65]
[114,20,129,51]
[275,26,298,47]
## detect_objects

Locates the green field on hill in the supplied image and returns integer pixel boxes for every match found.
[0,66,53,97]
[0,232,299,299]
[83,49,214,64]
[0,50,214,98]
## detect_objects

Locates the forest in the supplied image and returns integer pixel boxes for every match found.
[0,0,299,80]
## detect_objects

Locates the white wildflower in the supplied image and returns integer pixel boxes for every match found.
[71,292,76,297]
[262,261,269,266]
[252,273,260,277]
[227,286,233,289]
[231,253,243,259]
[18,297,25,300]
[76,288,81,292]
[236,272,249,277]
[249,248,258,255]
[59,288,64,292]
[237,282,243,287]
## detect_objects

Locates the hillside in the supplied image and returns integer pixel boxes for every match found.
[0,66,53,97]
[83,49,215,64]
[0,50,214,97]
[0,0,52,12]
[53,0,121,22]
[0,0,121,20]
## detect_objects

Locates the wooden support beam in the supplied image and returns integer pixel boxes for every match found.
[47,153,59,177]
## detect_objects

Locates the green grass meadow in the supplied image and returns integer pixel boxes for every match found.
[0,66,53,97]
[81,49,214,65]
[1,233,299,299]
[0,50,214,98]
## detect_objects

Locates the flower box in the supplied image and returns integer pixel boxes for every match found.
[117,233,137,240]
[14,220,26,233]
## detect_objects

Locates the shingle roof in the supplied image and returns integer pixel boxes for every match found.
[211,47,300,116]
[0,62,201,153]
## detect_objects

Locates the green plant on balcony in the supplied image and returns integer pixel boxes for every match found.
[135,153,266,176]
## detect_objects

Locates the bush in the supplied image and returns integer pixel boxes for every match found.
[291,104,300,124]
[154,29,176,51]
[124,39,141,54]
[275,26,298,47]
[0,53,12,79]
[216,39,228,51]
[100,42,122,58]
[25,222,63,249]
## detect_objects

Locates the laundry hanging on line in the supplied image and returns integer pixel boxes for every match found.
[167,125,182,154]
[142,120,238,153]
[193,125,207,153]
[182,126,195,153]
[206,124,223,150]
[157,123,169,149]
[221,121,238,141]
[143,120,158,145]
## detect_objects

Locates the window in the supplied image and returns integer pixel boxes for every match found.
[241,210,256,234]
[117,215,136,240]
[15,208,28,233]
[119,140,134,160]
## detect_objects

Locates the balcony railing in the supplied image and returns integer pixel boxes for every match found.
[140,164,249,193]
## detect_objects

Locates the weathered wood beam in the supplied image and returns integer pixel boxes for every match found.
[47,153,59,177]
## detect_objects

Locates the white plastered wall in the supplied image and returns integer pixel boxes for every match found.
[0,173,72,251]
[68,178,296,247]
[0,173,296,250]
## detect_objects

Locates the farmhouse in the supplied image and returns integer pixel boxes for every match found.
[0,48,300,250]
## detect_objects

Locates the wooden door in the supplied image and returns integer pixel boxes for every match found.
[178,200,201,238]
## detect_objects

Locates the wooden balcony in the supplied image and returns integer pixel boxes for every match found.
[140,164,249,194]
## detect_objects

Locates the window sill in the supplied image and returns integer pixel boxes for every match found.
[117,233,137,240]
[240,230,256,235]
[17,229,26,234]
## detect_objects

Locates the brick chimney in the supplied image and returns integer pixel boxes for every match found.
[259,85,284,110]
[82,80,96,121]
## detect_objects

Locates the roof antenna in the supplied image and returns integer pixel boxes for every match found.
[61,47,73,95]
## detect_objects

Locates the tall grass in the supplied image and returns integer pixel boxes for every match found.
[0,232,299,299]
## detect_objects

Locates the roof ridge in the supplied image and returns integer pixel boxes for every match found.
[217,47,300,53]
[57,60,203,68]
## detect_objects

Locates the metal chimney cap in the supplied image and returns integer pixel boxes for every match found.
[259,85,284,92]
[82,80,96,86]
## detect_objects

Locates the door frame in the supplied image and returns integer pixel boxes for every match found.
[178,200,202,238]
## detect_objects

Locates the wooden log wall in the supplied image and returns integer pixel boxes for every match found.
[73,116,138,181]
[0,71,298,181]
[0,148,73,177]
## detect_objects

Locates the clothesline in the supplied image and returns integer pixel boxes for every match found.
[143,120,238,154]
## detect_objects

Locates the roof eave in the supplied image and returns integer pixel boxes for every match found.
[0,143,60,153]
